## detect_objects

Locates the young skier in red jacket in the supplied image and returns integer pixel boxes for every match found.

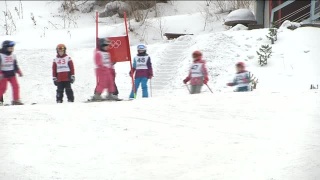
[183,50,209,94]
[52,44,75,103]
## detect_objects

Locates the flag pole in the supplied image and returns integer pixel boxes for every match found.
[124,12,136,98]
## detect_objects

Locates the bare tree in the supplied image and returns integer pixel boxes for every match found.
[126,1,155,22]
[3,0,17,35]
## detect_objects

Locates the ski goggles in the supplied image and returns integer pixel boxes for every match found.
[57,47,66,50]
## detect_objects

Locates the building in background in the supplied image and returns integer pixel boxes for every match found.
[255,0,320,27]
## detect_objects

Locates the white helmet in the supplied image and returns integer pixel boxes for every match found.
[137,44,147,51]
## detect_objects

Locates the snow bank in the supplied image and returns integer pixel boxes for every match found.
[228,24,248,31]
[279,20,301,31]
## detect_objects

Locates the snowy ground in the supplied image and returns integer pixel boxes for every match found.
[1,92,320,180]
[1,1,320,180]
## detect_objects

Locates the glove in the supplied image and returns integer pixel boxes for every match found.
[203,77,208,85]
[183,79,188,84]
[53,77,58,86]
[70,75,75,83]
[18,71,23,77]
[148,75,153,79]
[129,71,134,77]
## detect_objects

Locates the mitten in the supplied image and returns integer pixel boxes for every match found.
[70,75,75,83]
[53,77,58,86]
[129,70,134,77]
[203,77,209,84]
[183,79,188,84]
[17,70,23,77]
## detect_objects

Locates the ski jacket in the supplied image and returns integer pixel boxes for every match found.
[131,52,153,79]
[184,59,208,85]
[228,70,250,89]
[0,49,22,78]
[52,54,75,82]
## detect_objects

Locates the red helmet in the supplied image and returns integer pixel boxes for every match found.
[192,50,202,58]
[236,62,245,67]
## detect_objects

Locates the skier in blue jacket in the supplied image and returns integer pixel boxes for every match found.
[227,62,251,92]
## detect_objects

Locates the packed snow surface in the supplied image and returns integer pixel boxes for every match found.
[1,1,320,180]
[1,92,320,180]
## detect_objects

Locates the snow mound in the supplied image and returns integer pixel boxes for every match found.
[225,9,256,26]
[279,20,301,31]
[228,24,248,31]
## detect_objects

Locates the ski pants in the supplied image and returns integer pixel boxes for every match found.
[129,77,148,98]
[0,76,20,101]
[0,95,3,102]
[236,86,250,92]
[94,82,118,95]
[95,68,115,94]
[56,81,74,102]
[190,85,202,94]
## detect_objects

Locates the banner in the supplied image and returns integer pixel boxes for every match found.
[108,36,131,63]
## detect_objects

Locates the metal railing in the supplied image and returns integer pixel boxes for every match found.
[273,3,311,27]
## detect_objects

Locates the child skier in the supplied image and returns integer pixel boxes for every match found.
[226,62,251,92]
[0,40,23,105]
[129,44,153,99]
[111,62,119,97]
[93,62,119,98]
[91,38,119,101]
[52,44,75,103]
[183,50,209,94]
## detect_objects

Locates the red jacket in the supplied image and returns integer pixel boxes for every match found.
[184,59,209,85]
[52,54,75,82]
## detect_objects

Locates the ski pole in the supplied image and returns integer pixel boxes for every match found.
[149,79,152,97]
[185,84,191,93]
[206,84,213,93]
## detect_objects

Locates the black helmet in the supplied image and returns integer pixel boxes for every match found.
[99,38,110,50]
[2,40,15,49]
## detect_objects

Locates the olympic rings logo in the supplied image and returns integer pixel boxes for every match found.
[109,40,121,49]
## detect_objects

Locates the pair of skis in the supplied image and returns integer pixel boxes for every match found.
[1,102,37,106]
[84,98,133,103]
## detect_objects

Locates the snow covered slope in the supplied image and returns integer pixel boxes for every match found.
[1,92,320,180]
[1,2,320,179]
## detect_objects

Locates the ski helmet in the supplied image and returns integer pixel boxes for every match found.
[236,62,245,67]
[192,50,202,58]
[1,40,15,49]
[56,44,66,55]
[99,38,110,48]
[137,44,147,52]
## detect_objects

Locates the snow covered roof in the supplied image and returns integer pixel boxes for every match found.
[225,9,257,26]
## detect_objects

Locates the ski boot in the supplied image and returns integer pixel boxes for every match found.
[68,99,74,103]
[57,100,63,103]
[11,100,24,105]
[90,93,102,101]
[106,94,121,101]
